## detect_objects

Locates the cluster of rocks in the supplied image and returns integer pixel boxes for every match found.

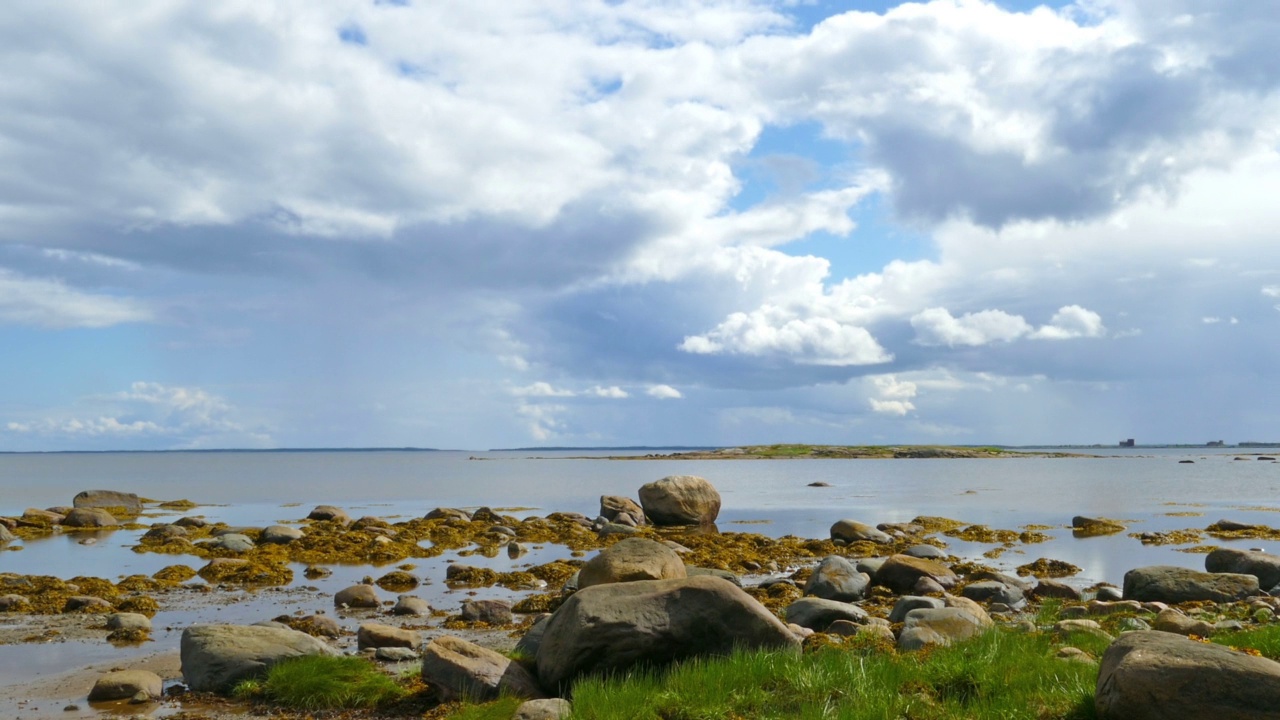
[0,490,144,537]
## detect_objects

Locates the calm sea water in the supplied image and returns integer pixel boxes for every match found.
[2,448,1279,710]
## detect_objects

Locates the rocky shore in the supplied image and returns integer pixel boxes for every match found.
[5,477,1280,718]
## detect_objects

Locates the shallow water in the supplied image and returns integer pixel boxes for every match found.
[2,448,1279,714]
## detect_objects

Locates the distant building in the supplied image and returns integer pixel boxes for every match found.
[1119,439,1136,447]
[1207,440,1225,447]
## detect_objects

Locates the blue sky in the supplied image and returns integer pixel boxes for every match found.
[2,0,1279,450]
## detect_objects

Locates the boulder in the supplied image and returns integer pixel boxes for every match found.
[259,525,303,544]
[392,595,432,616]
[64,596,113,613]
[1072,516,1126,536]
[143,524,187,541]
[1206,548,1280,590]
[802,556,870,602]
[875,554,958,594]
[375,647,419,662]
[307,505,351,524]
[0,594,30,611]
[421,635,545,702]
[106,613,152,632]
[461,599,513,625]
[1123,566,1258,603]
[180,624,337,693]
[515,614,551,659]
[62,508,118,528]
[903,544,947,559]
[637,475,721,526]
[1096,630,1280,720]
[785,598,869,631]
[357,622,421,650]
[425,508,472,522]
[578,537,687,589]
[88,670,162,701]
[535,575,799,691]
[1054,619,1114,643]
[830,520,892,544]
[599,496,645,526]
[73,490,142,514]
[23,508,64,523]
[210,533,254,552]
[898,607,991,651]
[685,567,742,587]
[334,584,380,609]
[1031,579,1085,601]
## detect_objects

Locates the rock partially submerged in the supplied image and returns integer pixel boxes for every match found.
[73,490,142,514]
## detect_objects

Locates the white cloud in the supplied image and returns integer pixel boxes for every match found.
[512,382,577,398]
[1262,286,1280,298]
[0,268,152,328]
[517,403,566,441]
[911,307,1032,347]
[680,308,892,366]
[1029,305,1107,340]
[646,384,683,399]
[867,374,918,416]
[588,386,629,399]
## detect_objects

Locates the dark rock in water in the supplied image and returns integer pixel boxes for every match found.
[1072,516,1126,536]
[535,575,798,691]
[1123,565,1258,603]
[637,475,721,526]
[1179,460,1195,464]
[807,482,831,487]
[61,507,119,528]
[73,490,142,513]
[1096,630,1280,720]
[1207,519,1268,532]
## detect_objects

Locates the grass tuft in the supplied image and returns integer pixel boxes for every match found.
[232,654,407,710]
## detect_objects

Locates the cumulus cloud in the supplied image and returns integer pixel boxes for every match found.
[911,307,1033,347]
[680,308,892,366]
[1029,305,1107,340]
[588,386,629,399]
[512,382,576,398]
[646,385,683,399]
[867,374,918,416]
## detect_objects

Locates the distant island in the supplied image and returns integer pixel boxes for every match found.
[585,444,1086,460]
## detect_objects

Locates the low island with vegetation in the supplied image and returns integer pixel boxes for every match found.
[600,443,1086,460]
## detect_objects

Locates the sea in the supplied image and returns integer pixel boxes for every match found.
[1,447,1278,713]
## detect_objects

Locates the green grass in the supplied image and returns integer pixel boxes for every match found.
[232,654,408,710]
[563,630,1106,720]
[1213,623,1280,657]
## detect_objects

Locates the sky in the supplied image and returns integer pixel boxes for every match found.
[2,0,1279,451]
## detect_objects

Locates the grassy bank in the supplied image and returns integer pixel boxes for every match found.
[445,623,1280,720]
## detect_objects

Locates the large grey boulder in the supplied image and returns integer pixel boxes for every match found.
[1096,631,1280,720]
[421,635,544,702]
[637,475,721,526]
[1206,548,1280,590]
[62,508,119,528]
[577,537,687,589]
[260,525,304,544]
[1123,566,1259,603]
[785,598,868,631]
[898,607,991,651]
[73,490,142,514]
[802,556,870,602]
[875,554,958,594]
[889,596,945,623]
[180,624,337,693]
[535,575,799,691]
[830,519,892,544]
[307,505,351,524]
[88,670,162,701]
[210,533,254,552]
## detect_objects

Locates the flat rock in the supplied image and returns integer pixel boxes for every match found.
[180,624,337,693]
[1123,565,1258,603]
[637,475,721,526]
[375,647,419,662]
[73,490,142,513]
[578,537,686,589]
[357,622,421,650]
[421,635,544,702]
[88,670,162,702]
[802,556,870,602]
[1096,630,1280,720]
[535,575,799,692]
